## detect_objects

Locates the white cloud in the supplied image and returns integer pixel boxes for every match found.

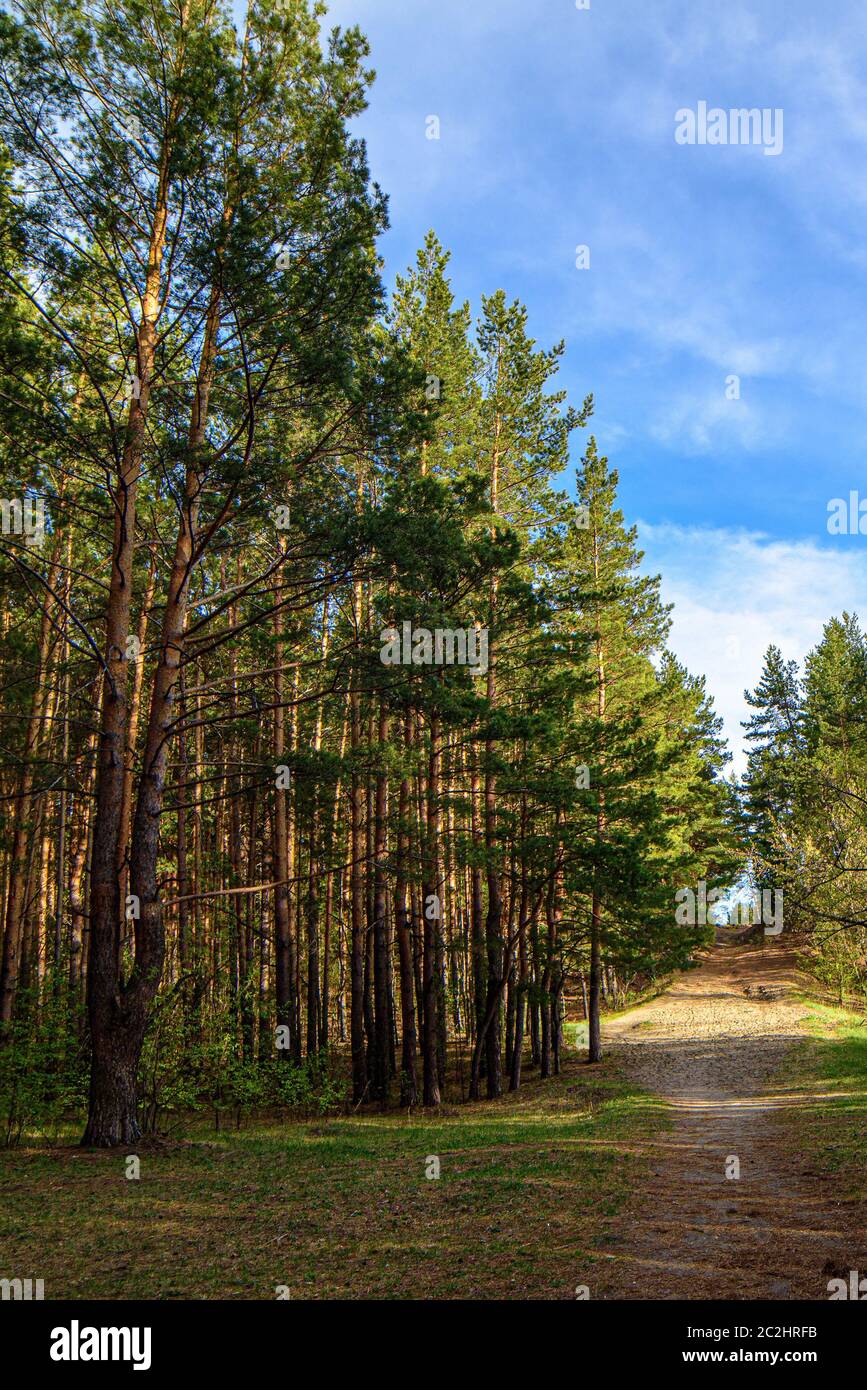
[638,522,867,774]
[649,391,773,453]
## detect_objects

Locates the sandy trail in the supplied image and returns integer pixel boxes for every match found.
[596,942,867,1299]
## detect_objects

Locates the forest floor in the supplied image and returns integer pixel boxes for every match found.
[0,1048,665,1299]
[1,941,865,1299]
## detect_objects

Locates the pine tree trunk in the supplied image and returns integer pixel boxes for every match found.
[421,712,441,1106]
[588,891,602,1063]
[349,665,367,1102]
[470,759,486,1073]
[273,600,299,1060]
[372,700,390,1102]
[394,740,418,1104]
[83,128,175,1146]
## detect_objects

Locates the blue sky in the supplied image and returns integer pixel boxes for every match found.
[242,0,867,769]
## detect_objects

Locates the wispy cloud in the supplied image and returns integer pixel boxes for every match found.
[649,392,780,454]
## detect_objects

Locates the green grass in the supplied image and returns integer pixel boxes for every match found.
[783,998,867,1194]
[0,1055,667,1300]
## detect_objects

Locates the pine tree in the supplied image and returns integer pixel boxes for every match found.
[560,439,671,1061]
[741,644,805,912]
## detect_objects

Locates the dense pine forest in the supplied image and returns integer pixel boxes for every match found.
[0,0,863,1164]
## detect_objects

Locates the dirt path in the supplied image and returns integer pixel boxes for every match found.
[595,942,867,1299]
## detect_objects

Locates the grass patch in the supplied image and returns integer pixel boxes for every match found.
[783,1000,867,1196]
[0,1055,665,1300]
